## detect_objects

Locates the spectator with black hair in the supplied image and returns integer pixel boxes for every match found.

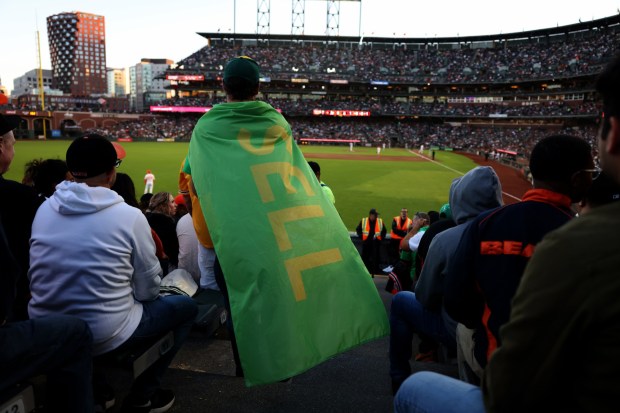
[308,160,335,205]
[390,166,503,393]
[443,134,594,382]
[146,192,180,272]
[577,171,620,214]
[0,115,93,413]
[27,158,71,199]
[393,52,620,413]
[111,172,140,209]
[28,134,198,412]
[0,114,41,320]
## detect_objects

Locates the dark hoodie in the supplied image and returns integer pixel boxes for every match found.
[415,166,503,316]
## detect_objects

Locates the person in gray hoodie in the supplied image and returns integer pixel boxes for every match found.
[389,166,503,394]
[28,135,198,413]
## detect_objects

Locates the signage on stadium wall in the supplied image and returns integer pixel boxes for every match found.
[312,109,370,117]
[259,77,271,83]
[488,113,508,118]
[150,106,212,113]
[329,79,349,85]
[300,138,361,143]
[291,78,310,83]
[370,80,389,86]
[150,106,283,114]
[165,74,205,81]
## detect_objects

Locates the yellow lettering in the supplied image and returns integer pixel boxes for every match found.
[251,162,315,203]
[237,125,292,155]
[268,206,325,251]
[284,248,343,301]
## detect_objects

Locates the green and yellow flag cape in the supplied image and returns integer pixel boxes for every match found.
[187,100,389,386]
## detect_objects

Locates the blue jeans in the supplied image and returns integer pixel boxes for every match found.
[389,292,456,385]
[394,371,485,413]
[0,315,94,413]
[95,295,197,402]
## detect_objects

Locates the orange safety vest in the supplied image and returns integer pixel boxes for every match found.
[390,216,412,240]
[361,217,384,241]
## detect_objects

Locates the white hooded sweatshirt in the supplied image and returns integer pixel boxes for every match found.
[28,181,162,355]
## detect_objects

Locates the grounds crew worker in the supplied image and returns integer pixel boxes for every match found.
[356,208,386,276]
[389,208,412,264]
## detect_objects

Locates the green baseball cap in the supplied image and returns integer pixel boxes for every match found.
[439,203,452,219]
[223,56,260,85]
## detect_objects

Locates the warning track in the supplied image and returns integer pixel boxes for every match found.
[303,153,426,162]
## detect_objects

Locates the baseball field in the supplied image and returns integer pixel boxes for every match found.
[5,140,527,230]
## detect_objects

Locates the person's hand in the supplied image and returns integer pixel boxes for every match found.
[410,217,426,232]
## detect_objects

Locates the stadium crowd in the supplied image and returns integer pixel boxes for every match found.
[84,117,197,141]
[175,30,618,83]
[4,21,620,413]
[155,96,599,118]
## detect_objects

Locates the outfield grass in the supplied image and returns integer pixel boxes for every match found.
[6,141,478,230]
[303,147,478,229]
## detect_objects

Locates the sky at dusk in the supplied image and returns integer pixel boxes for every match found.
[1,0,619,94]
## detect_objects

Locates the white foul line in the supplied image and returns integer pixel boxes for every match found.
[407,149,522,202]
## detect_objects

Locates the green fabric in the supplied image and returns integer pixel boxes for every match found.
[187,100,389,386]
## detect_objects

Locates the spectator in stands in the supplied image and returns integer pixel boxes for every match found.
[308,160,335,205]
[390,166,503,394]
[398,211,431,282]
[0,114,41,321]
[356,208,386,276]
[399,212,430,254]
[139,193,153,213]
[176,210,200,284]
[183,56,276,378]
[28,158,71,199]
[28,134,198,412]
[178,159,219,291]
[414,204,455,287]
[111,172,140,209]
[21,158,39,187]
[0,115,94,413]
[393,51,620,413]
[146,192,180,272]
[174,194,189,220]
[444,135,593,382]
[577,171,620,214]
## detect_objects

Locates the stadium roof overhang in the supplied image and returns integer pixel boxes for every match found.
[198,14,620,45]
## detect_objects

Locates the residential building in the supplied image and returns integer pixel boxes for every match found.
[129,59,172,112]
[107,68,127,97]
[47,11,107,96]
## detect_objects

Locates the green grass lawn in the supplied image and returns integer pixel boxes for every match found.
[303,148,477,229]
[6,141,478,230]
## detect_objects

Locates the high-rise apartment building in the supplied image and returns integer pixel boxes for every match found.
[47,11,107,96]
[106,68,127,97]
[129,59,173,112]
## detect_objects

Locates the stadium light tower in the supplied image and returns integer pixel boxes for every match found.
[257,0,271,35]
[302,0,361,38]
[292,0,305,35]
[326,0,339,36]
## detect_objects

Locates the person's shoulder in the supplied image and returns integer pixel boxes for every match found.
[0,177,36,196]
[529,204,619,275]
[0,177,40,209]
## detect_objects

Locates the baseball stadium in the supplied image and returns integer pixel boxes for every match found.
[1,2,619,412]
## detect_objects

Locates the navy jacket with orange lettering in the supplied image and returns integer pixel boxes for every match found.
[444,189,574,368]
